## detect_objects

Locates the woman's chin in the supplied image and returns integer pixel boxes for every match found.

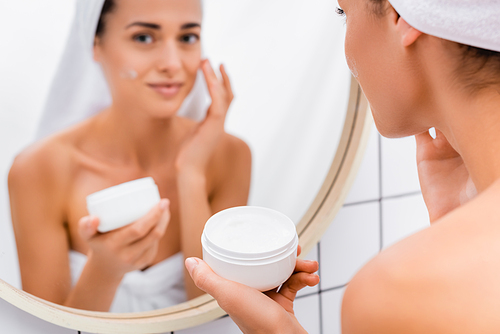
[145,101,184,119]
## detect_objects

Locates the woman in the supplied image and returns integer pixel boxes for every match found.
[187,0,500,333]
[8,0,251,313]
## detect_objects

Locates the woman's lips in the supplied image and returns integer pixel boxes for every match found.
[148,83,183,98]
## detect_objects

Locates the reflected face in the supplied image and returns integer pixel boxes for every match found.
[339,0,428,138]
[94,0,203,119]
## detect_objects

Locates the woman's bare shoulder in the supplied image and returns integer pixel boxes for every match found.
[8,127,84,192]
[219,132,251,160]
[342,184,500,334]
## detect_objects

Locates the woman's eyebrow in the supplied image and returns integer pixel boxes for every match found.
[181,23,201,29]
[126,22,161,30]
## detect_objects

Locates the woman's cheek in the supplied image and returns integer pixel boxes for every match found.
[344,24,360,79]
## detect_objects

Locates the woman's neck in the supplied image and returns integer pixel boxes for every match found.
[91,103,183,170]
[437,87,500,192]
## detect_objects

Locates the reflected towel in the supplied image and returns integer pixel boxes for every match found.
[389,0,500,52]
[69,251,187,313]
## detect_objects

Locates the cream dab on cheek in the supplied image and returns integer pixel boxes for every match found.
[120,68,138,79]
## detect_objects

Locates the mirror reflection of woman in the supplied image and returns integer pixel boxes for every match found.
[8,0,251,313]
[186,0,500,333]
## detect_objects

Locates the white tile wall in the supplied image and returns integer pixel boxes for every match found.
[319,203,380,290]
[382,193,430,249]
[345,125,380,205]
[295,294,321,334]
[321,288,345,334]
[0,131,431,334]
[381,136,421,197]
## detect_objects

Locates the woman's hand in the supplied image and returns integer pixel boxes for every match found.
[175,60,234,176]
[78,199,171,280]
[416,129,477,222]
[185,246,319,334]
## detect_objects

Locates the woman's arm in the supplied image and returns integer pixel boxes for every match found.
[176,60,251,299]
[9,145,77,304]
[9,144,171,311]
[177,136,251,299]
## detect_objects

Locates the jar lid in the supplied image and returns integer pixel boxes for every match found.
[87,177,156,205]
[202,206,298,262]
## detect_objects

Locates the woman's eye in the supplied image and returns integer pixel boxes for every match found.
[180,34,200,45]
[134,34,154,44]
[335,7,346,17]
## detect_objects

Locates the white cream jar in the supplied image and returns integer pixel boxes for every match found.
[202,206,299,291]
[86,177,161,233]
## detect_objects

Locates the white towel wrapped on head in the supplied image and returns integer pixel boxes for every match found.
[388,0,500,52]
[37,0,209,140]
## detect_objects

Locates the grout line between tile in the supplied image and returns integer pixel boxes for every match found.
[296,291,322,300]
[343,191,422,208]
[343,198,379,207]
[319,284,348,295]
[383,191,422,201]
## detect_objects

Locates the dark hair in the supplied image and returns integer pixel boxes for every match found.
[95,0,116,38]
[369,0,500,92]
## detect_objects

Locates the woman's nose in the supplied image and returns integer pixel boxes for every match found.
[157,41,182,75]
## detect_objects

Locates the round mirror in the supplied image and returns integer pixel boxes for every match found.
[0,0,370,332]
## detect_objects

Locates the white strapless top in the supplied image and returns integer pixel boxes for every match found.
[69,251,187,313]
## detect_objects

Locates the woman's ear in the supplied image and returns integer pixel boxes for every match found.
[93,38,101,62]
[397,17,423,47]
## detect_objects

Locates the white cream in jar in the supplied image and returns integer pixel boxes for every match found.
[202,206,299,291]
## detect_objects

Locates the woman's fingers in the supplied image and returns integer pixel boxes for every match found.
[118,208,169,269]
[127,204,170,249]
[201,60,221,103]
[270,258,319,302]
[220,64,234,102]
[78,216,100,241]
[278,272,320,301]
[415,129,434,146]
[201,59,232,119]
[186,258,300,333]
[186,257,228,300]
[116,199,170,245]
[294,258,319,274]
[201,59,219,86]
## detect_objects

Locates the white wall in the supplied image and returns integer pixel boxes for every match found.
[0,0,76,289]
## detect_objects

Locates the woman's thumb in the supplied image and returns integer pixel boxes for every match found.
[78,216,100,241]
[186,258,224,298]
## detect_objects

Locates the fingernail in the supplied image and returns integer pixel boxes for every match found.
[81,216,90,225]
[160,199,170,211]
[82,216,92,229]
[185,257,199,275]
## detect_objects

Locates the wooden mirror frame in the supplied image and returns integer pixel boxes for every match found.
[0,76,371,333]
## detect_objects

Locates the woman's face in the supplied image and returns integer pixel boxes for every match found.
[94,0,202,119]
[339,0,430,138]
